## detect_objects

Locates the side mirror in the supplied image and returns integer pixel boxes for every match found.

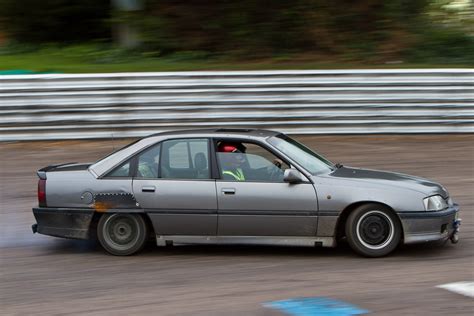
[283,168,304,184]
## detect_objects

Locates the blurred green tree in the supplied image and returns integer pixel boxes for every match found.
[126,0,434,59]
[0,0,110,43]
[0,0,472,64]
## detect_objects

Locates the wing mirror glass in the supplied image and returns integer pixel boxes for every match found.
[283,168,304,184]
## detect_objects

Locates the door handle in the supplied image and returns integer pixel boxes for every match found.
[142,186,156,193]
[221,188,236,195]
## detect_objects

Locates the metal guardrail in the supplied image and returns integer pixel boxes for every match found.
[0,69,473,141]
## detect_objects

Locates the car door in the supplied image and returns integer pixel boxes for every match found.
[215,140,318,237]
[132,138,218,236]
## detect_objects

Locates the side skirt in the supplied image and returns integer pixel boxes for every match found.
[156,235,336,248]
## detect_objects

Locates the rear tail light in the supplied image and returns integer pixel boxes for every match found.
[38,179,46,207]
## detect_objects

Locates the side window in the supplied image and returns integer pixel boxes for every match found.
[161,139,210,179]
[168,141,190,168]
[107,160,131,177]
[216,141,289,182]
[136,144,161,178]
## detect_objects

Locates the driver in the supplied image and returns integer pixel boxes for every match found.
[217,142,247,181]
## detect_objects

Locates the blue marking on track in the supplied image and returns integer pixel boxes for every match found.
[263,297,369,316]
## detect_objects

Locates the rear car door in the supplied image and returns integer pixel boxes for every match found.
[215,140,318,236]
[132,138,217,236]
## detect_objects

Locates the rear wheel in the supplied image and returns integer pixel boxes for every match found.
[346,204,401,257]
[97,213,148,256]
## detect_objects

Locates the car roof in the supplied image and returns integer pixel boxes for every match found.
[145,128,280,139]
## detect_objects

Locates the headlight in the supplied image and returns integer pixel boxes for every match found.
[423,195,448,211]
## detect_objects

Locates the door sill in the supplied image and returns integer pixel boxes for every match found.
[156,235,335,248]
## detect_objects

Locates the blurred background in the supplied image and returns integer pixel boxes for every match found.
[0,0,473,72]
[0,0,473,140]
[0,1,473,315]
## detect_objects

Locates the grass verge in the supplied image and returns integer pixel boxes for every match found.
[1,52,471,73]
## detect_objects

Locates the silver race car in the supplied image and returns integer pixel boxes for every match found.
[32,129,461,257]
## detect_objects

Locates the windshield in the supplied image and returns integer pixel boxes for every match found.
[268,134,334,175]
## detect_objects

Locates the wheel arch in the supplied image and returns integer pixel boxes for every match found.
[335,201,404,242]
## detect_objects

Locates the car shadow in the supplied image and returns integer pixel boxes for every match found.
[143,243,348,258]
[40,238,349,257]
[41,238,102,255]
[38,237,460,259]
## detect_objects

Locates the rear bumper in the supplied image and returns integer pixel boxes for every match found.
[399,204,461,244]
[32,207,94,240]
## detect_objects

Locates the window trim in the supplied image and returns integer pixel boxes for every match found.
[101,136,312,183]
[209,139,219,179]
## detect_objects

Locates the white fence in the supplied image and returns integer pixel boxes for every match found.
[0,69,473,141]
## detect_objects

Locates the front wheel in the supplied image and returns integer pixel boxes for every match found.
[346,204,401,257]
[97,213,148,256]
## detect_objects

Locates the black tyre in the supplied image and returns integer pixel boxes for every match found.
[346,204,401,257]
[97,213,148,256]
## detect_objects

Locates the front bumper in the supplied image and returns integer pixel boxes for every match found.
[32,207,94,240]
[399,204,461,244]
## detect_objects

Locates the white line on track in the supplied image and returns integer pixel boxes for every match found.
[437,282,474,298]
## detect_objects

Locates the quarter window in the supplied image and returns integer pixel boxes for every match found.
[107,160,131,177]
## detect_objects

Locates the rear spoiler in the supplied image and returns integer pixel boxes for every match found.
[37,162,77,179]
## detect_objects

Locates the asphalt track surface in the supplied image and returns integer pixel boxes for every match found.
[1,135,473,315]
